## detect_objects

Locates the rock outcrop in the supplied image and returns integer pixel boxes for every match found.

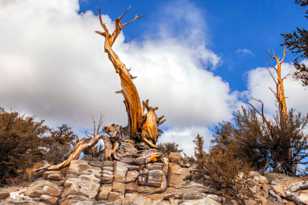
[0,130,307,205]
[1,158,307,205]
[1,161,308,205]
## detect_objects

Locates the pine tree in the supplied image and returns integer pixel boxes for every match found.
[282,0,308,85]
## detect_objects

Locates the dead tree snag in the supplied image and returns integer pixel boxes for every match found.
[270,49,288,124]
[96,9,165,148]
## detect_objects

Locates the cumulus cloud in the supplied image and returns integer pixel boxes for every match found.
[158,126,212,155]
[247,62,308,115]
[0,0,239,154]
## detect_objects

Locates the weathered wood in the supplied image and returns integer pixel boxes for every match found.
[102,136,113,160]
[141,100,159,148]
[273,49,288,123]
[46,134,102,171]
[96,11,144,139]
[96,10,165,148]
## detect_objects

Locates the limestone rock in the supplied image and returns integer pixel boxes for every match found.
[63,175,100,199]
[68,160,101,178]
[114,161,128,182]
[249,171,268,184]
[112,181,125,194]
[97,185,112,200]
[126,182,139,193]
[60,194,93,205]
[126,170,139,182]
[25,180,62,197]
[168,163,190,188]
[2,129,307,205]
[115,139,139,159]
[8,190,35,204]
[0,190,9,199]
[43,170,64,181]
[147,163,164,170]
[180,197,222,205]
[147,170,164,187]
[138,169,165,188]
[168,152,182,163]
[40,194,58,204]
[108,191,123,201]
[60,198,94,205]
[102,161,114,184]
[285,181,308,205]
[122,193,166,205]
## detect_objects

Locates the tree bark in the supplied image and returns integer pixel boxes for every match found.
[96,11,165,148]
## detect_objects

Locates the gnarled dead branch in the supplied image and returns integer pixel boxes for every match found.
[272,48,288,124]
[96,9,165,147]
[47,134,103,170]
[96,9,143,139]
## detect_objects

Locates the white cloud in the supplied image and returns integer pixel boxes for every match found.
[0,0,237,156]
[235,48,254,57]
[247,62,308,115]
[159,126,212,156]
[147,0,220,68]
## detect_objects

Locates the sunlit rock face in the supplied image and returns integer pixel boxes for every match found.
[0,130,307,205]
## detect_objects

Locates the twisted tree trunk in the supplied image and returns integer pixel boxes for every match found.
[95,10,166,148]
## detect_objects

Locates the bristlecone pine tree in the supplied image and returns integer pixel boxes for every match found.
[25,9,167,173]
[0,109,78,185]
[191,134,252,204]
[282,0,308,86]
[157,142,182,156]
[95,9,165,148]
[212,52,307,176]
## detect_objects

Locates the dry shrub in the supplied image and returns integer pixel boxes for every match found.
[157,142,182,156]
[191,135,252,204]
[0,109,78,185]
[0,110,47,184]
[43,124,78,163]
[213,107,308,176]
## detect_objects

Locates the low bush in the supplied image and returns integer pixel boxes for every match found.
[0,109,78,185]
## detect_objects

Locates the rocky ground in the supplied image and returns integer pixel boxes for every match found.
[0,128,307,205]
[0,153,307,205]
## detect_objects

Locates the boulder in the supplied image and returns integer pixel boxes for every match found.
[168,163,190,188]
[147,163,164,170]
[126,170,139,182]
[108,191,123,201]
[0,190,9,199]
[138,169,165,188]
[63,175,100,199]
[112,181,125,194]
[101,163,114,184]
[126,182,139,193]
[67,160,101,179]
[285,181,308,205]
[180,197,222,205]
[168,152,182,163]
[147,170,164,187]
[122,193,166,205]
[60,199,94,205]
[97,184,112,200]
[8,190,35,204]
[25,180,62,197]
[43,170,64,181]
[60,194,93,205]
[40,194,58,204]
[114,161,128,182]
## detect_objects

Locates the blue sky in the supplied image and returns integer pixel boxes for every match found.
[79,0,307,91]
[1,0,307,154]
